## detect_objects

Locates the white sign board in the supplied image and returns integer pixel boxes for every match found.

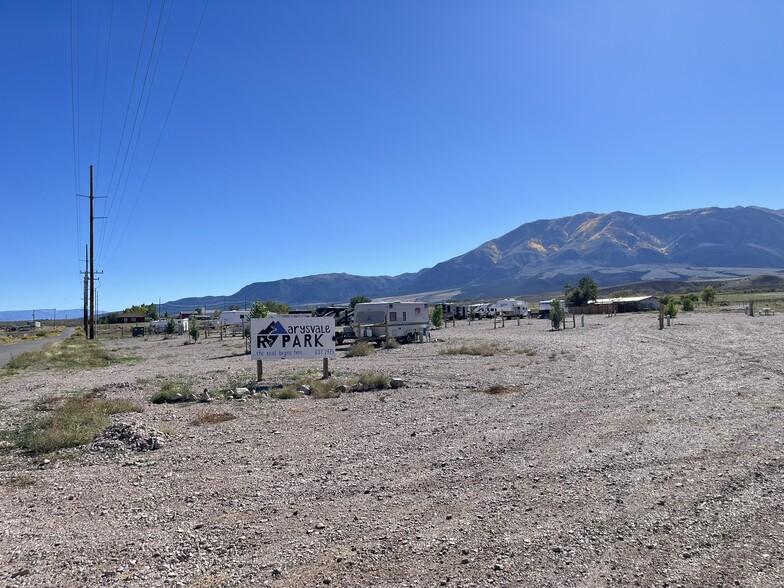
[251,316,336,360]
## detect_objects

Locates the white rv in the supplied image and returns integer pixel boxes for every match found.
[353,301,430,342]
[496,298,529,317]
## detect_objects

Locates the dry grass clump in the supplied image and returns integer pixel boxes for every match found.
[192,411,237,426]
[440,343,502,357]
[481,384,518,395]
[308,380,343,399]
[4,474,37,488]
[269,387,304,400]
[355,372,390,390]
[151,378,194,404]
[345,341,375,357]
[10,392,143,455]
[383,337,401,349]
[518,347,537,356]
[4,335,134,373]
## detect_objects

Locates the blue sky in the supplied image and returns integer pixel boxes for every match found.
[2,1,783,313]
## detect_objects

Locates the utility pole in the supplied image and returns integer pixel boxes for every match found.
[83,244,89,335]
[89,165,95,340]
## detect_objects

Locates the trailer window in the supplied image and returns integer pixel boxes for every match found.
[403,312,407,321]
[389,312,397,322]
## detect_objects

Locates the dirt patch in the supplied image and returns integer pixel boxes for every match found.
[0,313,782,586]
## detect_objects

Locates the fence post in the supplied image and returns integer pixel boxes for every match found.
[323,358,329,379]
[659,306,664,330]
[256,360,263,383]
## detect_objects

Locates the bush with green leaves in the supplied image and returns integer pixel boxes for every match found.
[189,321,200,342]
[430,305,444,328]
[550,299,565,330]
[350,295,372,308]
[680,295,695,311]
[165,318,176,335]
[564,276,599,307]
[701,286,717,305]
[664,298,679,318]
[249,300,269,319]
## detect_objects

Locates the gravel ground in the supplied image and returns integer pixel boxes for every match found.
[0,311,782,587]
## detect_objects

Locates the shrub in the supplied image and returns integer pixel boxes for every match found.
[680,295,695,311]
[430,305,444,328]
[269,387,303,400]
[345,341,374,357]
[550,299,565,330]
[189,321,200,342]
[151,379,195,404]
[4,336,128,373]
[383,337,401,349]
[664,298,679,318]
[12,393,142,454]
[354,372,390,390]
[165,318,176,335]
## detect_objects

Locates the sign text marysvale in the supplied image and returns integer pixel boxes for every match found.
[251,316,336,360]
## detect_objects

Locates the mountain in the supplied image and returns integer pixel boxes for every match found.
[162,206,784,311]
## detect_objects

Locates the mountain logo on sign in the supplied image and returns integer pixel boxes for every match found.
[257,320,287,348]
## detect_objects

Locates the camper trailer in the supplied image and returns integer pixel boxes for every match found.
[353,301,430,343]
[496,298,529,317]
[538,300,567,318]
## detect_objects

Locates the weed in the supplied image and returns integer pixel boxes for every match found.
[3,335,135,374]
[269,387,304,400]
[225,369,257,391]
[518,347,537,356]
[12,393,143,454]
[4,474,37,488]
[192,411,237,425]
[439,343,501,357]
[354,372,390,390]
[481,384,517,395]
[345,341,374,357]
[383,337,401,349]
[151,378,195,404]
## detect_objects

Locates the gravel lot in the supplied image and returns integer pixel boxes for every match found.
[1,311,782,587]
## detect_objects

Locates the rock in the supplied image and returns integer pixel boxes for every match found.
[94,422,166,452]
[299,385,312,395]
[224,390,234,399]
[199,389,211,403]
[234,388,249,399]
[335,385,347,394]
[390,378,405,389]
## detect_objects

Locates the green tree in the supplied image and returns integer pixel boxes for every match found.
[664,298,679,318]
[350,295,372,308]
[249,300,269,319]
[228,303,240,311]
[679,295,695,312]
[430,305,444,328]
[564,276,599,307]
[550,299,565,330]
[701,286,717,305]
[165,318,176,335]
[264,300,290,314]
[189,320,200,341]
[611,290,632,298]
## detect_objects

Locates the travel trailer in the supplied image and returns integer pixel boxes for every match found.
[353,301,430,342]
[496,298,529,317]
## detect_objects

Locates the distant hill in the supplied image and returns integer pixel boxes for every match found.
[156,206,784,310]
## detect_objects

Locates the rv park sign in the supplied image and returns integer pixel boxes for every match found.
[251,316,336,360]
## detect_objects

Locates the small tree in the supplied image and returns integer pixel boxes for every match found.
[249,300,268,319]
[165,317,176,335]
[564,276,599,307]
[550,299,565,330]
[701,286,717,306]
[664,298,679,318]
[430,305,444,328]
[679,295,695,312]
[189,320,200,341]
[350,295,372,309]
[228,303,240,311]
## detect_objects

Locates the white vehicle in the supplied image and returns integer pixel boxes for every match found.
[538,300,567,318]
[219,310,252,327]
[496,298,529,317]
[470,303,491,319]
[353,301,430,342]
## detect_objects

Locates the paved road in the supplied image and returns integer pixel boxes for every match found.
[0,327,76,367]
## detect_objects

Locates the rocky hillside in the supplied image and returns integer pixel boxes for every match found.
[164,206,784,310]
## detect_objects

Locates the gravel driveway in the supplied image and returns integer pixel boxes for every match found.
[0,312,781,587]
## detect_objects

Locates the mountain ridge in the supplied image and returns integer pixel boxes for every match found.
[155,206,784,312]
